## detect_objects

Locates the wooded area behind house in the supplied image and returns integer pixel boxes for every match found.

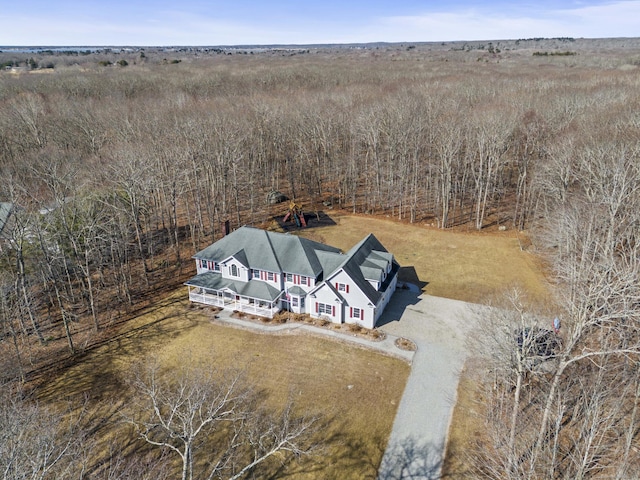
[1,38,640,478]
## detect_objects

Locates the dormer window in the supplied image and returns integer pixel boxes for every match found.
[230,264,238,277]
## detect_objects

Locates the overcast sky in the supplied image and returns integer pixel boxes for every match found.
[1,1,639,46]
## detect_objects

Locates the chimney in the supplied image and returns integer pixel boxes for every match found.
[222,220,230,236]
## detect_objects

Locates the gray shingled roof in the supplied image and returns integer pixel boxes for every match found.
[190,228,398,306]
[194,226,341,278]
[326,233,399,304]
[186,271,234,290]
[231,249,249,268]
[315,250,346,280]
[286,286,307,296]
[186,271,282,302]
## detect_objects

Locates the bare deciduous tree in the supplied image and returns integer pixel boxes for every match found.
[125,360,319,480]
[0,386,86,479]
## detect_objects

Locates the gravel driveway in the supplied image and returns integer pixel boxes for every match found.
[377,288,479,479]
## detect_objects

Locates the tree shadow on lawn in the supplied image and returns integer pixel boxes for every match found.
[268,428,446,480]
[262,420,388,480]
[30,296,202,401]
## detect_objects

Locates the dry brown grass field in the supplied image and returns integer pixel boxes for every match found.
[296,213,551,304]
[32,211,551,477]
[37,291,410,479]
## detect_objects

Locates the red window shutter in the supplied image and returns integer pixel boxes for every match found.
[346,285,349,293]
[332,306,335,316]
[350,307,353,317]
[274,273,278,282]
[360,309,364,320]
[315,303,318,313]
[335,282,338,289]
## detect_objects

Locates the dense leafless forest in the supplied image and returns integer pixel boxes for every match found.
[1,38,640,478]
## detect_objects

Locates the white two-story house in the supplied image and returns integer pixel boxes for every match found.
[185,226,399,329]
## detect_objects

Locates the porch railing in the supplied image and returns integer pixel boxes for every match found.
[189,290,279,318]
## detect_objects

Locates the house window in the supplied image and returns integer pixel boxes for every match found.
[292,297,299,307]
[286,273,293,282]
[267,272,275,281]
[336,282,349,293]
[230,264,238,277]
[213,262,220,272]
[351,307,363,320]
[317,302,334,316]
[301,276,308,286]
[300,298,305,309]
[253,269,260,279]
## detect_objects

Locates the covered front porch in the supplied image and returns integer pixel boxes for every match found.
[185,271,282,319]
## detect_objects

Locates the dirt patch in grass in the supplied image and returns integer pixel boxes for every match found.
[298,214,551,305]
[36,291,409,479]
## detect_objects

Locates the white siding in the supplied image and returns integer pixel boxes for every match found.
[326,269,377,328]
[223,258,249,282]
[283,273,315,293]
[285,294,306,314]
[254,269,281,290]
[196,259,207,275]
[310,285,342,323]
[374,273,398,324]
[197,259,221,275]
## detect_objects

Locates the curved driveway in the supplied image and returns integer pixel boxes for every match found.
[204,287,478,479]
[377,288,478,480]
